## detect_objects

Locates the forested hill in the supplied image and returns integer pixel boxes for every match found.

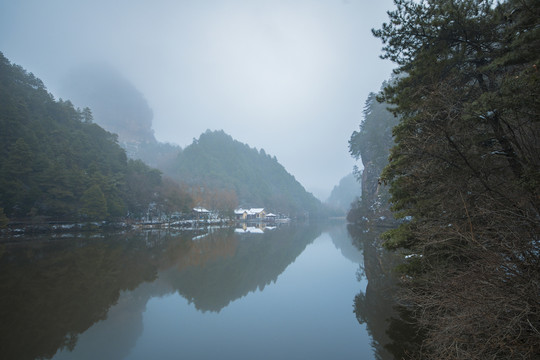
[172,130,325,218]
[0,52,192,222]
[60,64,181,173]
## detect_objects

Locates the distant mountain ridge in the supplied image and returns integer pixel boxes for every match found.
[59,64,326,218]
[172,130,325,218]
[325,173,362,215]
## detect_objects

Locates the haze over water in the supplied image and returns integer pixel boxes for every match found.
[0,0,396,199]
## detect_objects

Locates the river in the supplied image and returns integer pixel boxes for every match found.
[0,222,409,359]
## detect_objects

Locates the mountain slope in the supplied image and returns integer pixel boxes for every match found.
[60,63,181,173]
[173,130,324,217]
[0,52,191,221]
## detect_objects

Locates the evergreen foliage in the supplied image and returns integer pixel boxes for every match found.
[61,64,155,143]
[348,90,398,223]
[0,53,192,221]
[369,0,540,358]
[79,184,108,221]
[172,130,325,217]
[60,63,182,174]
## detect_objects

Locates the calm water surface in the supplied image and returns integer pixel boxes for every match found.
[0,222,401,359]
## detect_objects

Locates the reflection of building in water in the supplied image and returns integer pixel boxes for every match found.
[234,222,268,234]
[234,221,281,234]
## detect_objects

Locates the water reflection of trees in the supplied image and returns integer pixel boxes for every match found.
[0,224,322,359]
[0,231,181,360]
[348,224,422,360]
[162,224,322,312]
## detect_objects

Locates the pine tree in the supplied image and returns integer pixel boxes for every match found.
[372,0,540,357]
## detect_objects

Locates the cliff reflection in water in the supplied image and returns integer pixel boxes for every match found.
[0,224,321,360]
[348,223,422,360]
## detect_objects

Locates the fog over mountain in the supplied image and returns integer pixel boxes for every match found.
[0,0,395,199]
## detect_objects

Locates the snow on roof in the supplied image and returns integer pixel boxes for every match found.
[249,208,265,214]
[193,207,210,213]
[234,209,248,214]
[266,213,277,217]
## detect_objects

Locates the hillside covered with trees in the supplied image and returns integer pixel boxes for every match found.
[348,0,539,358]
[60,63,182,174]
[348,89,398,224]
[0,53,192,223]
[171,130,325,218]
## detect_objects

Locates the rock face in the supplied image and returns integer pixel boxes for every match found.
[361,160,381,209]
[348,90,398,223]
[60,64,182,173]
[61,64,156,144]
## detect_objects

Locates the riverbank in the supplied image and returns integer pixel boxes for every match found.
[0,218,234,238]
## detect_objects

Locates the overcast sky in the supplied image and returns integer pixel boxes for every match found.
[0,0,395,200]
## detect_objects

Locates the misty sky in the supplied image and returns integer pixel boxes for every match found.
[0,0,395,200]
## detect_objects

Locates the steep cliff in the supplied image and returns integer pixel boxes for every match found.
[348,90,397,224]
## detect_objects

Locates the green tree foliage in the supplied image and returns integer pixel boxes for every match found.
[61,64,155,143]
[172,130,325,218]
[60,63,183,175]
[158,177,194,218]
[0,53,192,221]
[79,184,108,221]
[372,0,540,358]
[124,159,162,218]
[0,208,8,228]
[348,90,398,223]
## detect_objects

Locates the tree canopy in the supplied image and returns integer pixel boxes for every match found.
[348,88,398,223]
[367,0,539,358]
[172,130,325,218]
[0,53,192,222]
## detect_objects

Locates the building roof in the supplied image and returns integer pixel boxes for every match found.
[248,208,265,214]
[234,208,265,215]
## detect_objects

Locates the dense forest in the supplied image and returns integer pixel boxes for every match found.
[0,53,193,223]
[60,63,182,174]
[348,0,539,358]
[56,65,324,219]
[171,130,325,218]
[348,89,398,224]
